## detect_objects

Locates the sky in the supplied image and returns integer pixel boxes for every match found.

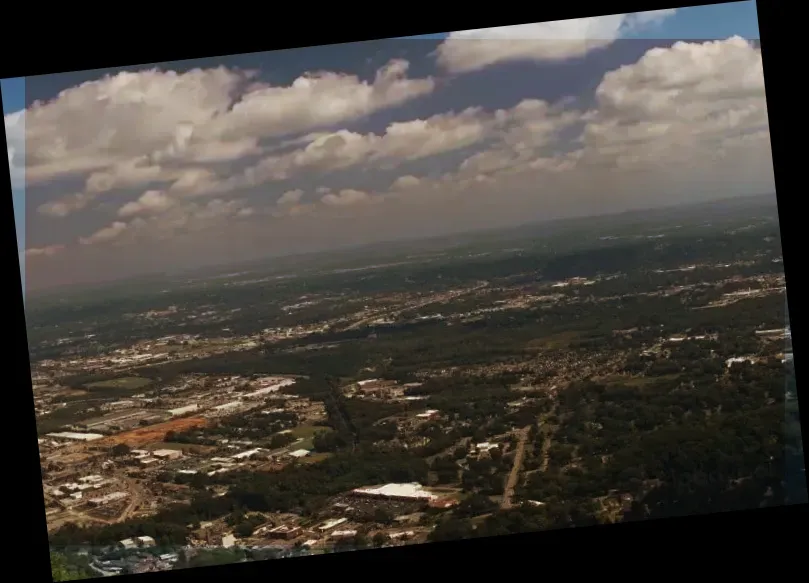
[3,1,771,291]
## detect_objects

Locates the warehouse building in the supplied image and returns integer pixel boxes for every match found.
[351,483,438,502]
[167,404,199,417]
[47,432,105,442]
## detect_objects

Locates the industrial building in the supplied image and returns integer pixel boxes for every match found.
[47,432,105,442]
[88,492,129,507]
[351,483,438,502]
[318,518,347,532]
[167,404,199,416]
[232,448,265,460]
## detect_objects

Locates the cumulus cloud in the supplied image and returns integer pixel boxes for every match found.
[245,107,494,182]
[390,175,422,190]
[20,60,434,216]
[320,189,372,206]
[436,10,676,73]
[82,197,253,247]
[38,192,97,218]
[80,221,129,245]
[27,36,774,274]
[277,189,304,206]
[580,36,768,170]
[245,100,578,185]
[118,190,174,217]
[25,244,65,257]
[4,110,24,188]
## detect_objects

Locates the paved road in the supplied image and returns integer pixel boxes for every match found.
[343,282,489,331]
[501,426,530,510]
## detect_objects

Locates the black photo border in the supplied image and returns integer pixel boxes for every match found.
[1,1,804,581]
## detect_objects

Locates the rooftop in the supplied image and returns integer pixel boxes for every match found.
[352,482,437,500]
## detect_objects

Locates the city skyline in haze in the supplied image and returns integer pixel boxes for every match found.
[4,2,771,291]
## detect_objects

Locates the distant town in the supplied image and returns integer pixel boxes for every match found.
[30,200,803,576]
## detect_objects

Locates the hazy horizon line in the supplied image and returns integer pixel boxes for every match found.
[24,190,777,299]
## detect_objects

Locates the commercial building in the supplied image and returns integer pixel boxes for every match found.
[232,448,264,460]
[87,492,129,507]
[167,404,199,416]
[46,432,105,442]
[266,525,302,540]
[351,483,438,502]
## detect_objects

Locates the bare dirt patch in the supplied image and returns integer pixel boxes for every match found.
[99,417,208,447]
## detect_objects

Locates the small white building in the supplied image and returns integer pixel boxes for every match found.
[475,442,499,452]
[119,539,138,550]
[416,409,439,419]
[167,404,199,416]
[231,448,264,460]
[287,449,310,459]
[318,518,348,532]
[137,536,156,548]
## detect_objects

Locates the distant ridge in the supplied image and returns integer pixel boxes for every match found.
[26,192,778,301]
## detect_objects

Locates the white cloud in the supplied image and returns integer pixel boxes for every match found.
[29,36,774,268]
[82,197,252,247]
[436,10,677,73]
[277,189,304,206]
[580,36,768,170]
[390,175,422,190]
[118,190,174,217]
[320,189,372,206]
[246,107,494,182]
[19,60,434,216]
[244,100,578,186]
[4,109,24,188]
[80,221,129,245]
[38,192,97,218]
[25,244,65,257]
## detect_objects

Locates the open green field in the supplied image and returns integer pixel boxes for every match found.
[288,424,332,439]
[287,423,332,450]
[525,331,582,351]
[85,377,153,391]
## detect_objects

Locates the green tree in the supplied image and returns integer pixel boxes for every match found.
[50,552,90,581]
[372,532,388,547]
[110,443,131,457]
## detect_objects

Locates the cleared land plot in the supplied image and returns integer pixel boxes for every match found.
[99,417,208,447]
[85,377,153,391]
[296,452,334,465]
[525,331,582,351]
